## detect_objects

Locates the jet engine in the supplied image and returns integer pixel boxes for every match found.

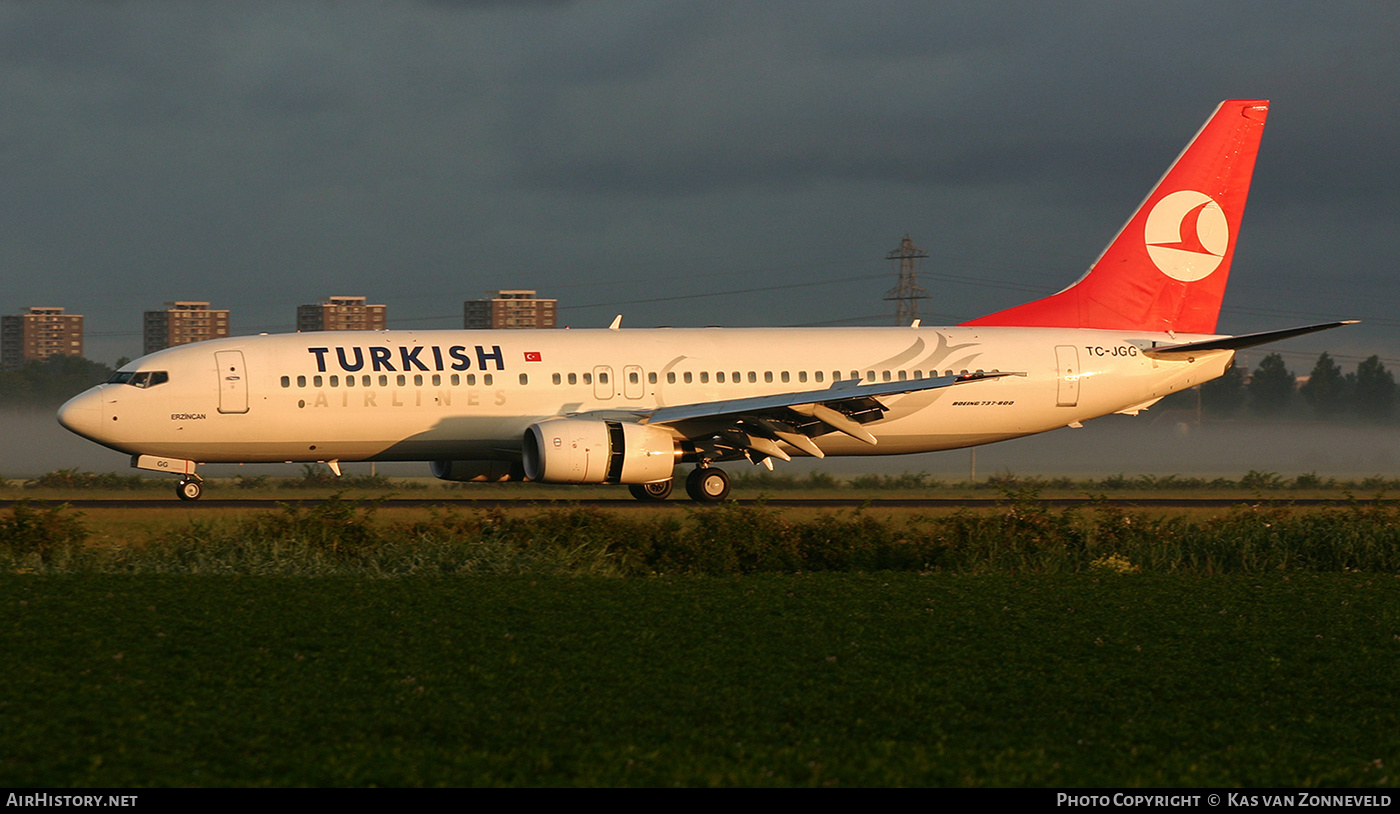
[522,419,678,484]
[430,459,526,483]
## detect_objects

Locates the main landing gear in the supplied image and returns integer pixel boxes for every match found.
[626,466,732,503]
[628,480,674,501]
[685,466,730,503]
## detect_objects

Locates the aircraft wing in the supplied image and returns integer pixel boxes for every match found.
[581,371,1014,463]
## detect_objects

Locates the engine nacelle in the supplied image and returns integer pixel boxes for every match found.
[522,419,678,484]
[430,459,526,483]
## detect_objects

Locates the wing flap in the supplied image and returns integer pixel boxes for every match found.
[643,371,1013,426]
[634,371,1015,462]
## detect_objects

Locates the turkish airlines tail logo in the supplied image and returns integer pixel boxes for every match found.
[1144,190,1229,282]
[960,99,1267,333]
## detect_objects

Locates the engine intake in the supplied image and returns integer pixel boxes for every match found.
[522,419,677,484]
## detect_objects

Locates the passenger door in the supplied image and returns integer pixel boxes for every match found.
[215,350,249,414]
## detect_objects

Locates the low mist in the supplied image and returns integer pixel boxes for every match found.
[7,409,1399,484]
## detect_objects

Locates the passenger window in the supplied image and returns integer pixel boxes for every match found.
[553,373,562,385]
[700,372,709,383]
[331,375,339,387]
[648,372,657,384]
[431,374,440,386]
[466,374,476,385]
[450,374,460,386]
[397,375,406,386]
[281,376,291,388]
[798,371,807,383]
[667,372,676,384]
[297,375,307,388]
[583,373,592,385]
[764,371,773,383]
[684,372,692,384]
[519,374,528,385]
[568,373,577,385]
[362,375,371,387]
[484,374,493,386]
[314,375,323,387]
[414,375,423,386]
[717,372,726,383]
[379,375,388,387]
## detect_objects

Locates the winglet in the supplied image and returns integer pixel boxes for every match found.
[608,315,622,330]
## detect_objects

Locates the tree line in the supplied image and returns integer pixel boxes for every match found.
[1167,352,1396,422]
[1,352,1396,422]
[0,356,117,409]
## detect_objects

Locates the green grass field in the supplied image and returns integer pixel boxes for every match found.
[3,573,1397,787]
[3,494,1400,786]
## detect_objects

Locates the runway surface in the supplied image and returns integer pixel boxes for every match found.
[4,496,1392,511]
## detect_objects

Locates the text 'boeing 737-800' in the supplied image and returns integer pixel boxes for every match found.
[58,99,1353,502]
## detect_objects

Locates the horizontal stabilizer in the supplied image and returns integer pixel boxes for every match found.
[1141,321,1357,359]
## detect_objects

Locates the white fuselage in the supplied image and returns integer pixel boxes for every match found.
[58,325,1231,466]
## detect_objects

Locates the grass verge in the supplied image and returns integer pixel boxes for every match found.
[6,495,1400,575]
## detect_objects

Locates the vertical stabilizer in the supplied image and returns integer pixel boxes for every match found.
[963,99,1269,334]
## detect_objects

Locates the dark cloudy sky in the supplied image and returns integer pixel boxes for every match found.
[3,1,1397,377]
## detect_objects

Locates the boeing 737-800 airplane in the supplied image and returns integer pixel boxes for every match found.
[58,100,1351,501]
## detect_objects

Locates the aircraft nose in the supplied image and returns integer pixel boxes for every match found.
[57,387,105,441]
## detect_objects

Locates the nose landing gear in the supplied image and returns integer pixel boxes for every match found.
[131,454,204,501]
[176,477,203,501]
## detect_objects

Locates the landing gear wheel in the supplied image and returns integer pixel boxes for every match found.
[176,479,203,501]
[685,467,730,503]
[629,480,673,501]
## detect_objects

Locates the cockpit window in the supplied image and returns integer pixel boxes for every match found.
[114,371,169,389]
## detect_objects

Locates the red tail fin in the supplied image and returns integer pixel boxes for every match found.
[963,99,1270,334]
